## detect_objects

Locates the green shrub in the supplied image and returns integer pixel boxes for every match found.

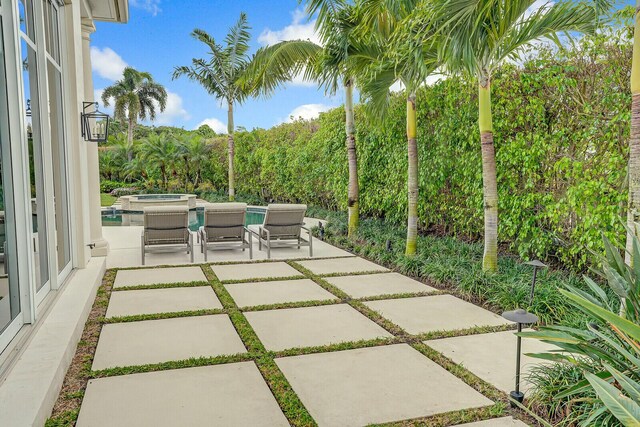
[100,180,131,193]
[229,35,631,271]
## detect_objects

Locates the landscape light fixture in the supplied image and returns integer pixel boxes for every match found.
[502,308,538,406]
[81,102,110,143]
[501,259,547,407]
[524,259,547,305]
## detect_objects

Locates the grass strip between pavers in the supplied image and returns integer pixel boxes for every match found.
[101,308,227,324]
[314,269,391,278]
[47,258,537,427]
[370,404,507,427]
[219,274,305,284]
[240,298,339,312]
[111,280,209,291]
[90,353,254,379]
[201,264,317,426]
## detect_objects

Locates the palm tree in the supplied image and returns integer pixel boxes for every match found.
[356,0,436,256]
[177,134,211,187]
[173,13,253,201]
[123,156,149,183]
[627,1,640,262]
[412,0,596,271]
[101,67,167,161]
[243,1,370,237]
[140,132,178,189]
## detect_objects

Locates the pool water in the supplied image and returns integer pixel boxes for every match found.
[102,208,266,232]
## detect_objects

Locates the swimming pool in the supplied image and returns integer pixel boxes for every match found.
[101,207,266,232]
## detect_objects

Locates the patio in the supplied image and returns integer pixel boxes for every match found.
[63,226,555,426]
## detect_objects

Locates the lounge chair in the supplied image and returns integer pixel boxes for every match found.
[198,203,252,261]
[141,206,193,265]
[249,204,312,259]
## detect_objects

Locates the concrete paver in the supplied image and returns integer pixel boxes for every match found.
[211,262,302,282]
[426,330,557,394]
[365,295,511,335]
[276,344,493,426]
[106,286,222,318]
[325,272,436,298]
[297,257,388,275]
[92,315,246,370]
[454,416,529,426]
[245,304,392,351]
[225,279,337,307]
[113,266,207,288]
[76,362,289,427]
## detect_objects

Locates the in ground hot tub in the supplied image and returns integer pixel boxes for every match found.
[120,194,197,211]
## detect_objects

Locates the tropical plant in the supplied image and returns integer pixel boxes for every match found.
[409,0,597,270]
[243,0,367,237]
[101,67,167,161]
[627,2,640,263]
[357,0,438,256]
[139,132,179,189]
[172,13,253,201]
[523,232,640,426]
[177,134,211,187]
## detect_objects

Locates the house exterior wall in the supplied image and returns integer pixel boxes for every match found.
[0,0,127,374]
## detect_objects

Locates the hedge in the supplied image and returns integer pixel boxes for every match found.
[228,36,632,270]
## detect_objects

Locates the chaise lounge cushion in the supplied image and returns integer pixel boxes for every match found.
[201,203,247,241]
[143,206,190,245]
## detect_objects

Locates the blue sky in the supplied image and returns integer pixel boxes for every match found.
[92,0,340,132]
[92,0,634,133]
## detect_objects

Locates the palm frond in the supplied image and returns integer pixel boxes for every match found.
[242,40,323,97]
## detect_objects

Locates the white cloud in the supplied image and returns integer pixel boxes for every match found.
[91,46,127,81]
[524,0,554,19]
[153,91,190,125]
[280,103,333,124]
[130,0,161,16]
[194,117,227,134]
[258,9,320,46]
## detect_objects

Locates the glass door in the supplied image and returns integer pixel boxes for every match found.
[44,0,71,279]
[19,0,51,302]
[0,2,24,353]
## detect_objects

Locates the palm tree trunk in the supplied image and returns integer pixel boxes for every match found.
[127,118,135,162]
[227,101,235,201]
[406,91,418,256]
[345,80,359,237]
[479,77,498,272]
[626,3,640,266]
[161,165,167,190]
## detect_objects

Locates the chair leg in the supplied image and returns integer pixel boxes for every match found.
[248,233,253,260]
[309,232,313,257]
[190,233,194,263]
[141,234,145,265]
[267,238,271,259]
[297,237,300,249]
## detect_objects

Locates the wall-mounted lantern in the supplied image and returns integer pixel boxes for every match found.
[81,101,110,143]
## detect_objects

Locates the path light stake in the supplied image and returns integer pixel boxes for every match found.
[501,260,545,407]
[502,308,539,407]
[524,260,547,305]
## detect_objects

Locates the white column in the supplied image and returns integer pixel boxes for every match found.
[63,4,92,267]
[81,22,109,256]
